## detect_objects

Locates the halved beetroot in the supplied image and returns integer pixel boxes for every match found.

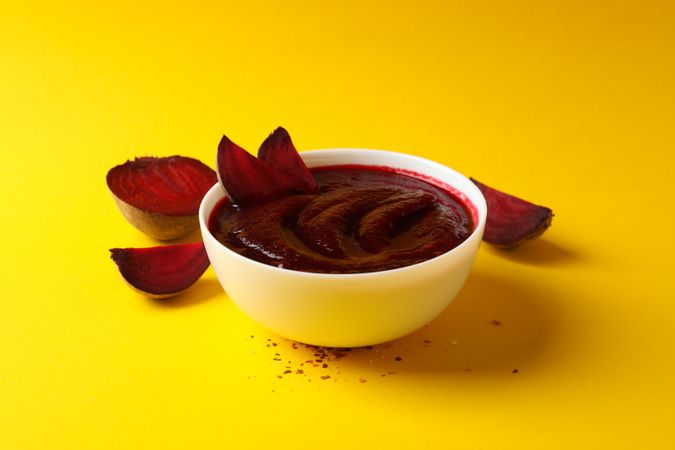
[110,242,210,298]
[107,156,217,240]
[216,129,318,206]
[471,178,553,248]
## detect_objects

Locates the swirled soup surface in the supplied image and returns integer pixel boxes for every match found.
[209,165,474,274]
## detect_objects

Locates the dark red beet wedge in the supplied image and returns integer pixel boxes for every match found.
[258,127,319,194]
[471,178,553,248]
[110,242,210,298]
[107,156,217,240]
[216,134,295,206]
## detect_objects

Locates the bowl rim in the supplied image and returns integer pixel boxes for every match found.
[199,148,487,279]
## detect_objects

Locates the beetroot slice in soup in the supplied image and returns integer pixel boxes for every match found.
[258,127,319,194]
[110,242,210,298]
[106,156,217,216]
[471,178,553,248]
[216,129,319,206]
[217,134,295,206]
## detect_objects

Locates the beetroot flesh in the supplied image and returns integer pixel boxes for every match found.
[216,129,318,206]
[110,242,210,298]
[107,156,217,216]
[258,127,319,195]
[471,178,553,248]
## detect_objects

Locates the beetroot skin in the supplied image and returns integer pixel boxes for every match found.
[110,242,210,298]
[471,178,553,248]
[107,156,217,240]
[217,127,318,206]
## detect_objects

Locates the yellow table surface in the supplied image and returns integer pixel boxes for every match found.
[2,1,674,448]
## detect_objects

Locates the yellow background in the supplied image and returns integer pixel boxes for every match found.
[2,1,674,448]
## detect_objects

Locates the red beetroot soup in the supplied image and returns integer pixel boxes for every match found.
[208,164,474,274]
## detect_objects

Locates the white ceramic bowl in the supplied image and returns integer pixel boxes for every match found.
[199,149,486,347]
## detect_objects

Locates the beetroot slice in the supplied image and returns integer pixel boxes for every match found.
[471,178,553,248]
[216,134,295,206]
[258,127,319,194]
[107,156,217,216]
[110,242,210,298]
